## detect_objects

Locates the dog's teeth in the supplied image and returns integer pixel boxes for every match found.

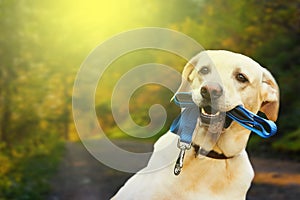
[201,108,220,117]
[201,108,210,116]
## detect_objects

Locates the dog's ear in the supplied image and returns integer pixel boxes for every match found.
[260,68,280,121]
[182,60,197,82]
[174,59,198,94]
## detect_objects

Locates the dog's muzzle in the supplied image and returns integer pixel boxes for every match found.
[173,92,232,129]
[172,92,277,138]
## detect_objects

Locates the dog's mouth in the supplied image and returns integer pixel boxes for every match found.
[200,106,222,124]
[201,106,220,117]
[200,106,233,128]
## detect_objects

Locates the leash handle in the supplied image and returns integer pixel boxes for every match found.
[226,105,277,138]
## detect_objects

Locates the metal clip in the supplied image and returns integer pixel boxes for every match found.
[174,140,191,176]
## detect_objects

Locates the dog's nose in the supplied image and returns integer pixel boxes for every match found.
[200,83,223,100]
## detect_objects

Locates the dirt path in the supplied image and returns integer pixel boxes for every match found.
[48,141,300,200]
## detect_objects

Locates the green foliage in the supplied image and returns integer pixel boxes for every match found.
[272,128,300,152]
[0,134,64,199]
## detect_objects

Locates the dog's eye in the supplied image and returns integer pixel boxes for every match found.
[199,66,210,75]
[236,73,249,83]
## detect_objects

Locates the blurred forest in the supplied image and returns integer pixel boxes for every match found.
[0,0,299,198]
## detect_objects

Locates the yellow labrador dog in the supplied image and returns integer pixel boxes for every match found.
[112,50,279,200]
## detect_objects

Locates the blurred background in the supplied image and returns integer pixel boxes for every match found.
[0,0,299,199]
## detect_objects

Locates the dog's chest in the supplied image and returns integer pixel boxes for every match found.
[153,155,253,200]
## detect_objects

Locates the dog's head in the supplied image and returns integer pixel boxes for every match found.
[177,50,280,156]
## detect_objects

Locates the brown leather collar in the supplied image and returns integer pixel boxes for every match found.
[192,143,233,159]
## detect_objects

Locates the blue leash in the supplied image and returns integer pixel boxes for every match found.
[170,93,200,175]
[170,107,199,144]
[170,92,277,175]
[226,106,277,138]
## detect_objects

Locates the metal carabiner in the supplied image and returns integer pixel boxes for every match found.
[174,140,191,176]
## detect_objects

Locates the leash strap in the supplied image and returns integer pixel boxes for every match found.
[226,105,277,138]
[170,93,199,175]
[170,107,199,144]
[172,92,197,108]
